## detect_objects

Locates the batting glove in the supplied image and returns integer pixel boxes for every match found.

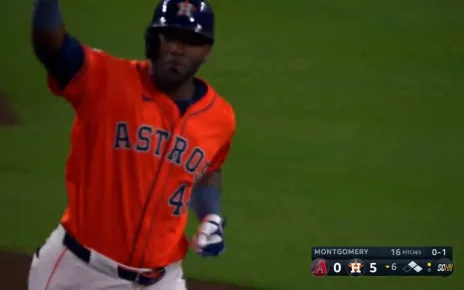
[191,214,226,257]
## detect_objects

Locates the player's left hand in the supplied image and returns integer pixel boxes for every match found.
[191,214,225,257]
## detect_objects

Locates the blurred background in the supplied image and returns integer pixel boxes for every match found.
[0,0,462,289]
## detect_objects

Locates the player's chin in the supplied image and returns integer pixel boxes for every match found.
[163,70,191,84]
[160,74,185,86]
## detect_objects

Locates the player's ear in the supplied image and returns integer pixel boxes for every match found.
[202,46,212,62]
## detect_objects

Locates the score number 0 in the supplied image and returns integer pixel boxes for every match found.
[333,262,342,273]
[331,262,379,274]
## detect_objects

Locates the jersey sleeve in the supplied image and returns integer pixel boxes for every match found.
[207,112,236,173]
[207,138,232,174]
[206,99,236,173]
[47,45,108,111]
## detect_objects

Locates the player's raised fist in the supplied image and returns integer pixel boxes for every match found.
[191,214,226,257]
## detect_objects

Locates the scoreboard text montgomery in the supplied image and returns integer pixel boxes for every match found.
[313,248,369,256]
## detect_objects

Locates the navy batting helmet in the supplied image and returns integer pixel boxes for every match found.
[145,0,215,59]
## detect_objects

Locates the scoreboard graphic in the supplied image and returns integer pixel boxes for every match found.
[311,247,454,277]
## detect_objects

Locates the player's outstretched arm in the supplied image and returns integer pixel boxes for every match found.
[32,0,65,51]
[32,0,84,90]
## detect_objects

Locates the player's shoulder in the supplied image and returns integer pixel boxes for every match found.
[207,84,236,129]
[82,45,112,63]
[82,45,145,71]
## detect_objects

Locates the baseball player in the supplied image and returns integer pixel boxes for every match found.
[29,0,235,289]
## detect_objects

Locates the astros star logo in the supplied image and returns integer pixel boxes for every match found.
[177,0,196,17]
[348,259,364,273]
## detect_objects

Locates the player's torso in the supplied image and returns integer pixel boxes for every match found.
[61,60,231,267]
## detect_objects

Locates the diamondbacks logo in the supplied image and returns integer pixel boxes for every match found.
[311,259,328,277]
[177,0,196,17]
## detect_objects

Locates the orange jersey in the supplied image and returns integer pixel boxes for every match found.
[47,45,235,268]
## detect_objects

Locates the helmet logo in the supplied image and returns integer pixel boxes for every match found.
[177,1,196,17]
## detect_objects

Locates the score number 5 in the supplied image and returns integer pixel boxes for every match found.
[369,263,377,273]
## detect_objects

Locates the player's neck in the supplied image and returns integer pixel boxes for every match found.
[165,78,196,101]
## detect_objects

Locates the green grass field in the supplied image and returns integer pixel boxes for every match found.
[1,0,463,289]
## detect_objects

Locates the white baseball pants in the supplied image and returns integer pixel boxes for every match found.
[27,225,187,290]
